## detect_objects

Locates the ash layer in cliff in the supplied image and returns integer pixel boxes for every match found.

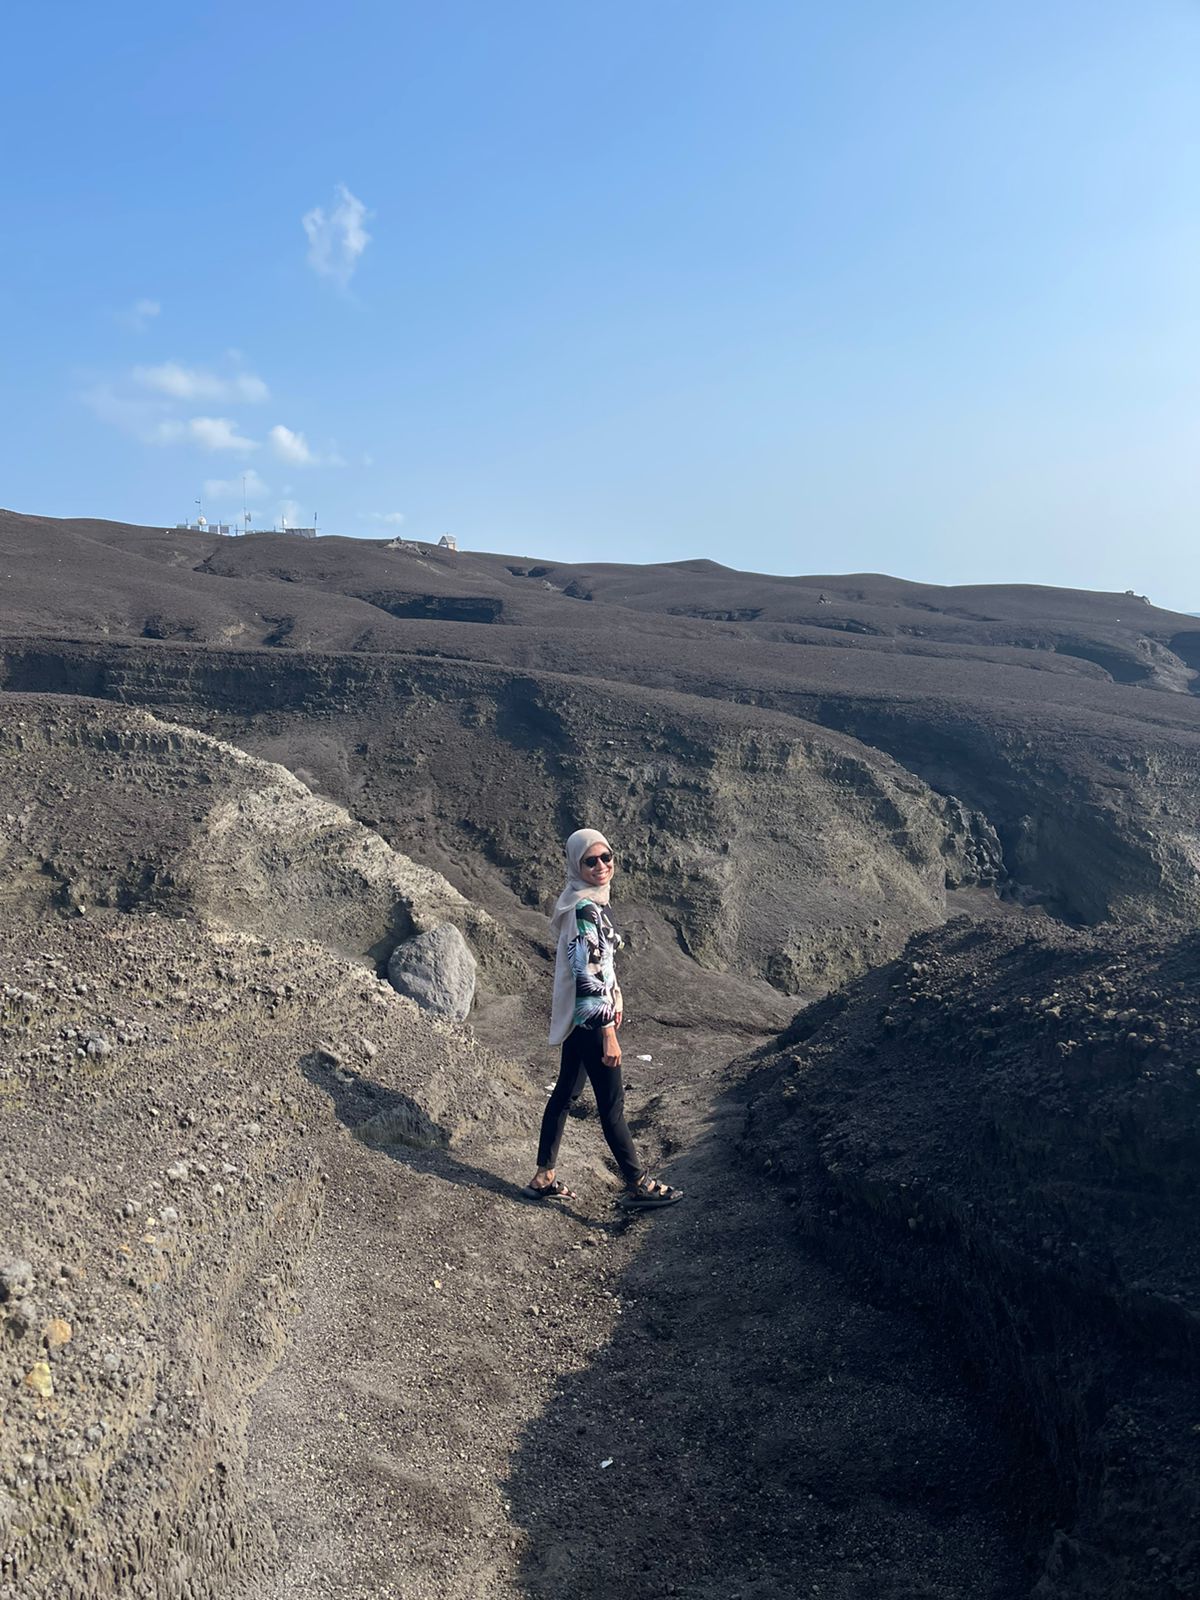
[744,917,1200,1600]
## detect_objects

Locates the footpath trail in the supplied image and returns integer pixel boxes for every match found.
[240,1020,1026,1600]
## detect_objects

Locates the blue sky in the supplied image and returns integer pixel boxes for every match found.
[2,2,1197,600]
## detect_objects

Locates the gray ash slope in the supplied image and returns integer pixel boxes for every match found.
[3,508,1200,1599]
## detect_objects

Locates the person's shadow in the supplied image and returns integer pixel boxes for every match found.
[299,1047,624,1234]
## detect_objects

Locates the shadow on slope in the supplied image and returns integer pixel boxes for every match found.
[501,1095,1029,1600]
[744,919,1200,1600]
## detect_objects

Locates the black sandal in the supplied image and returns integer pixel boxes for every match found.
[521,1178,576,1202]
[619,1177,684,1209]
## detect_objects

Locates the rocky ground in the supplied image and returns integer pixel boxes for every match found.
[0,908,1033,1600]
[3,512,1200,1598]
[0,693,1031,1600]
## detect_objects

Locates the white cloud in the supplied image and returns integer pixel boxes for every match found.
[155,416,259,453]
[204,468,269,502]
[366,511,406,526]
[189,416,259,453]
[270,423,314,464]
[84,384,260,453]
[133,362,269,403]
[269,423,344,467]
[278,499,305,529]
[117,298,161,332]
[302,183,372,288]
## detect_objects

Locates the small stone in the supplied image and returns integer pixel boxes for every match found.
[24,1360,53,1398]
[361,1037,378,1059]
[0,1258,34,1300]
[123,1200,141,1217]
[165,1161,190,1183]
[43,1318,72,1350]
[8,1299,39,1337]
[160,1207,179,1225]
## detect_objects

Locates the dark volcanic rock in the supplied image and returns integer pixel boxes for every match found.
[744,919,1200,1600]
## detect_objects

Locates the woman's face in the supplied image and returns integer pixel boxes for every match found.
[579,840,615,890]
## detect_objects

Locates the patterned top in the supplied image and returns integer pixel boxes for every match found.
[569,900,623,1032]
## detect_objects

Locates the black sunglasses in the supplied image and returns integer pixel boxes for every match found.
[582,851,613,868]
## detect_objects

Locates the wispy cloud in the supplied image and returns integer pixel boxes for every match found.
[269,423,314,464]
[302,183,372,289]
[84,374,262,453]
[133,362,269,403]
[269,423,344,467]
[82,382,165,440]
[366,511,406,526]
[116,298,161,332]
[156,416,260,453]
[278,499,306,529]
[84,362,344,471]
[204,468,269,502]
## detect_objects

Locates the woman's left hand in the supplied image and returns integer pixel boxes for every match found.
[615,1008,624,1029]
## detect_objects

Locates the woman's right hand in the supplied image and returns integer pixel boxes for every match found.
[600,1024,622,1069]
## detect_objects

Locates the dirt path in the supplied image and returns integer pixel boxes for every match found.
[239,1021,1026,1600]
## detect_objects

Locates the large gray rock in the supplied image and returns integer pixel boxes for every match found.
[387,924,477,1022]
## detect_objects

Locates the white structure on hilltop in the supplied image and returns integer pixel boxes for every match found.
[173,492,317,537]
[175,515,233,535]
[439,533,458,553]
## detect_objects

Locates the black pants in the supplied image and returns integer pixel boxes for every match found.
[537,1026,642,1186]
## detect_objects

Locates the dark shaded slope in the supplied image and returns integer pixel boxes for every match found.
[744,920,1200,1599]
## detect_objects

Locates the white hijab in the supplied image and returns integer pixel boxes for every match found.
[548,827,612,1046]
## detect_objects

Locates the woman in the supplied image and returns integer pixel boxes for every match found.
[524,827,683,1209]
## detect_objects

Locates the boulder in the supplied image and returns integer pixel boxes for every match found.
[387,925,476,1022]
